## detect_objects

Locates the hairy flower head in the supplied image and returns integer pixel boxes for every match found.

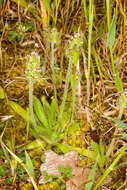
[25,51,41,82]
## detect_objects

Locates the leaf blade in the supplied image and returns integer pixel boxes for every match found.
[25,151,34,176]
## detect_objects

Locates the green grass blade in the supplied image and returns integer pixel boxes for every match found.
[88,0,94,79]
[105,116,127,130]
[83,0,88,23]
[91,140,104,170]
[107,9,116,47]
[43,0,50,13]
[25,151,34,176]
[84,157,98,190]
[93,145,127,190]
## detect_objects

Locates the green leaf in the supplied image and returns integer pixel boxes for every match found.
[42,171,48,175]
[71,146,96,160]
[26,140,41,150]
[17,34,22,41]
[106,9,116,47]
[43,0,50,13]
[5,177,12,184]
[25,151,34,176]
[44,175,50,181]
[58,165,65,173]
[99,140,106,165]
[0,85,5,99]
[8,101,30,122]
[0,0,5,6]
[68,123,80,135]
[66,173,73,178]
[91,140,100,156]
[50,98,57,126]
[61,184,66,190]
[41,96,52,126]
[106,116,127,131]
[57,143,69,153]
[33,96,48,127]
[62,111,70,127]
[0,148,4,159]
[65,166,72,174]
[73,51,79,66]
[91,140,104,169]
[8,31,17,41]
[30,125,62,145]
[0,167,6,176]
[84,158,98,190]
[93,145,127,190]
[0,123,4,128]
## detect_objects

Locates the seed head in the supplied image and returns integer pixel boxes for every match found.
[25,51,41,82]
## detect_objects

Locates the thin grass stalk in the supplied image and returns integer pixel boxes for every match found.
[70,74,76,123]
[91,59,96,84]
[1,142,15,177]
[116,0,127,26]
[60,52,64,86]
[54,0,61,25]
[76,59,81,109]
[88,0,93,80]
[83,0,88,23]
[69,0,75,18]
[85,0,94,128]
[92,47,103,81]
[58,57,73,131]
[63,0,70,32]
[106,0,110,31]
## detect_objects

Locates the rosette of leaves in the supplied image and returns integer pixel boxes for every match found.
[9,95,69,145]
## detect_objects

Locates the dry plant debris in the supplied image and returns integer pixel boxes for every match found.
[39,150,91,190]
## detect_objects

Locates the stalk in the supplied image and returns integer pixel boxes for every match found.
[29,79,36,127]
[86,0,94,129]
[58,57,73,131]
[51,40,59,113]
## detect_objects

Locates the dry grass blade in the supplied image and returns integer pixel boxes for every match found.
[39,0,48,30]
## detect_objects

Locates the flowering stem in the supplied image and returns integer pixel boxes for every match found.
[51,41,59,113]
[29,79,36,127]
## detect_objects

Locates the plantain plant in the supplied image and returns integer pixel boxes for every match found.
[9,29,85,147]
[9,30,69,145]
